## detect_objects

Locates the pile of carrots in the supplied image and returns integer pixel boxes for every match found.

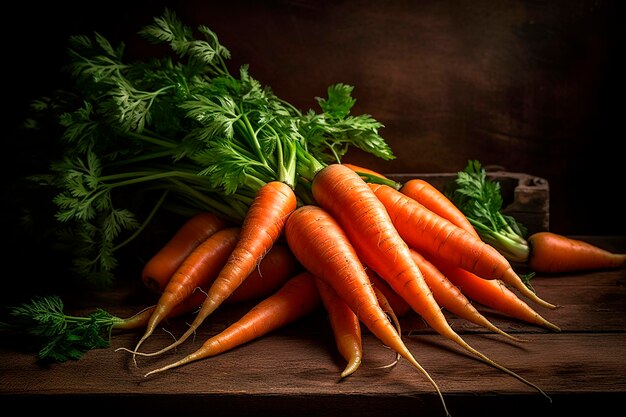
[113,161,626,416]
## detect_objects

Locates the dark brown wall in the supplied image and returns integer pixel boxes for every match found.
[6,0,623,235]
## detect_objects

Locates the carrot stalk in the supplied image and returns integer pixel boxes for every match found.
[369,182,556,310]
[315,277,363,379]
[285,203,449,416]
[143,271,321,377]
[137,181,297,357]
[312,164,549,400]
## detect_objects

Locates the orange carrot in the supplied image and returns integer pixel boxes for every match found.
[142,271,321,377]
[369,182,556,310]
[312,164,548,398]
[139,180,297,357]
[408,249,521,342]
[115,243,300,331]
[132,227,240,354]
[528,232,626,273]
[400,178,479,238]
[142,212,228,294]
[284,204,449,415]
[227,243,300,304]
[367,271,412,318]
[314,277,363,379]
[342,163,388,179]
[431,257,560,332]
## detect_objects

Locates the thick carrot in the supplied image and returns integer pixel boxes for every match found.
[409,249,521,342]
[400,178,479,238]
[132,227,240,354]
[528,232,626,273]
[314,277,363,379]
[143,271,321,377]
[431,257,560,332]
[284,204,449,416]
[140,180,297,356]
[114,243,300,331]
[312,164,548,399]
[369,182,556,310]
[142,212,228,294]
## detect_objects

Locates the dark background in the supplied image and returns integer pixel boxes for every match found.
[3,0,623,257]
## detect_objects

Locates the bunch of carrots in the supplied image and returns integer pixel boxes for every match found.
[5,10,626,417]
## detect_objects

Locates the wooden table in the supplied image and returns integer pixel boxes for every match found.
[2,236,625,417]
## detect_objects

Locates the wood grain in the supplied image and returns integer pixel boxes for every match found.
[1,237,625,417]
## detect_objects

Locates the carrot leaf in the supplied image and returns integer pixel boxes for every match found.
[447,160,530,263]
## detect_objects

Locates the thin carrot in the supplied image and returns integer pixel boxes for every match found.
[114,243,300,331]
[142,271,321,377]
[138,180,297,357]
[400,178,479,238]
[142,212,228,294]
[131,227,240,355]
[408,248,522,342]
[314,277,363,379]
[227,243,301,304]
[369,182,556,310]
[431,257,560,332]
[528,232,626,273]
[368,271,412,318]
[284,204,449,416]
[312,164,549,399]
[371,281,402,369]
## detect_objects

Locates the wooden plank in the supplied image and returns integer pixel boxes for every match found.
[1,237,625,417]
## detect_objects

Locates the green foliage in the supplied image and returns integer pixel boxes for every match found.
[447,160,530,263]
[23,8,396,287]
[0,295,123,363]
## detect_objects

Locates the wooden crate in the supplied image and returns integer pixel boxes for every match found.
[387,170,549,235]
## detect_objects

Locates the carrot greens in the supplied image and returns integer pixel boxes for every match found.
[447,160,530,263]
[26,9,393,287]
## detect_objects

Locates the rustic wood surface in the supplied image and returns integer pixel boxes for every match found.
[2,236,625,417]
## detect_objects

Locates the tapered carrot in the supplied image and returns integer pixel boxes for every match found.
[409,249,521,342]
[431,257,560,332]
[312,164,548,399]
[369,182,556,310]
[139,180,297,357]
[284,204,450,416]
[368,271,412,318]
[400,178,479,238]
[528,232,626,273]
[115,243,300,331]
[315,277,363,379]
[142,212,228,294]
[131,227,240,355]
[143,271,321,377]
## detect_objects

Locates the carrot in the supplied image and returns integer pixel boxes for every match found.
[139,180,298,356]
[369,182,556,310]
[367,271,412,318]
[143,271,321,377]
[342,163,388,179]
[142,212,228,294]
[400,178,479,238]
[131,227,241,355]
[114,243,300,331]
[284,204,450,416]
[408,249,521,342]
[528,232,626,273]
[431,257,560,332]
[227,243,301,304]
[314,277,363,379]
[312,164,548,399]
